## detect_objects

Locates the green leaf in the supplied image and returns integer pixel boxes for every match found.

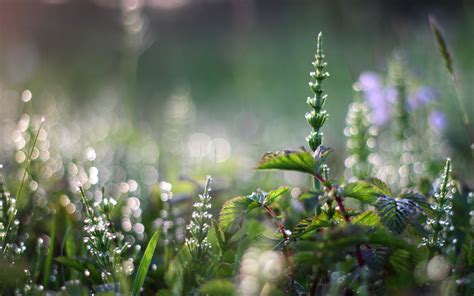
[43,217,57,288]
[219,196,260,233]
[292,212,332,238]
[294,225,415,266]
[398,192,434,217]
[388,249,414,272]
[376,196,423,234]
[257,149,329,176]
[263,186,289,206]
[212,220,225,251]
[341,181,386,204]
[298,190,324,200]
[132,229,161,296]
[199,279,236,295]
[365,177,392,196]
[219,187,290,235]
[351,210,381,228]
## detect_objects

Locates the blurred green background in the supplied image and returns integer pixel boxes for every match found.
[1,0,473,182]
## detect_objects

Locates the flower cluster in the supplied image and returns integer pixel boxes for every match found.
[354,61,447,189]
[306,32,330,152]
[421,159,455,251]
[0,166,26,261]
[344,94,378,181]
[79,187,131,282]
[185,176,213,257]
[356,71,393,127]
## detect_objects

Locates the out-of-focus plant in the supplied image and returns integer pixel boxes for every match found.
[344,92,377,181]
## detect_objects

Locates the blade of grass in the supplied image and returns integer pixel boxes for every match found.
[16,116,45,205]
[429,16,473,153]
[4,117,45,240]
[61,214,78,281]
[43,216,57,288]
[132,229,161,296]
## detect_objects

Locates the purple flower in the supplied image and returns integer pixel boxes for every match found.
[429,110,447,133]
[357,72,390,126]
[358,71,383,92]
[408,87,437,110]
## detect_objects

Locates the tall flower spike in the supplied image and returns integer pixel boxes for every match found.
[306,32,330,151]
[344,91,377,181]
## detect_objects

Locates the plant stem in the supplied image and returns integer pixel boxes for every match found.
[16,117,44,205]
[314,173,365,267]
[263,205,295,290]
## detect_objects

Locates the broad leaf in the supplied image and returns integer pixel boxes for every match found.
[365,177,392,196]
[351,210,381,228]
[292,212,332,238]
[398,192,434,217]
[219,187,289,233]
[132,229,161,296]
[219,196,260,233]
[341,181,387,204]
[263,186,289,206]
[388,249,414,272]
[257,149,331,176]
[376,196,423,234]
[294,225,415,266]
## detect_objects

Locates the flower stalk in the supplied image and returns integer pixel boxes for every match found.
[306,32,330,152]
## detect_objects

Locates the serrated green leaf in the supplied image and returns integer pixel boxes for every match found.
[376,197,414,234]
[132,229,161,296]
[294,225,415,265]
[341,181,385,204]
[298,190,324,200]
[365,177,392,196]
[398,192,434,216]
[292,212,332,238]
[351,210,381,228]
[212,220,225,251]
[219,196,260,233]
[263,186,289,206]
[388,249,414,272]
[257,149,329,176]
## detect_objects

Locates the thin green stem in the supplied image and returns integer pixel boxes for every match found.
[16,117,44,205]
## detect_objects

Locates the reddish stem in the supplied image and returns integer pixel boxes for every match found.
[315,173,365,267]
[263,205,295,289]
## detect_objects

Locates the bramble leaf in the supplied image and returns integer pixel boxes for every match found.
[351,210,382,228]
[388,249,414,272]
[263,186,289,206]
[219,196,260,233]
[365,177,393,196]
[219,187,290,233]
[294,225,415,266]
[376,196,424,234]
[257,148,332,176]
[292,212,332,238]
[341,181,386,204]
[398,191,434,217]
